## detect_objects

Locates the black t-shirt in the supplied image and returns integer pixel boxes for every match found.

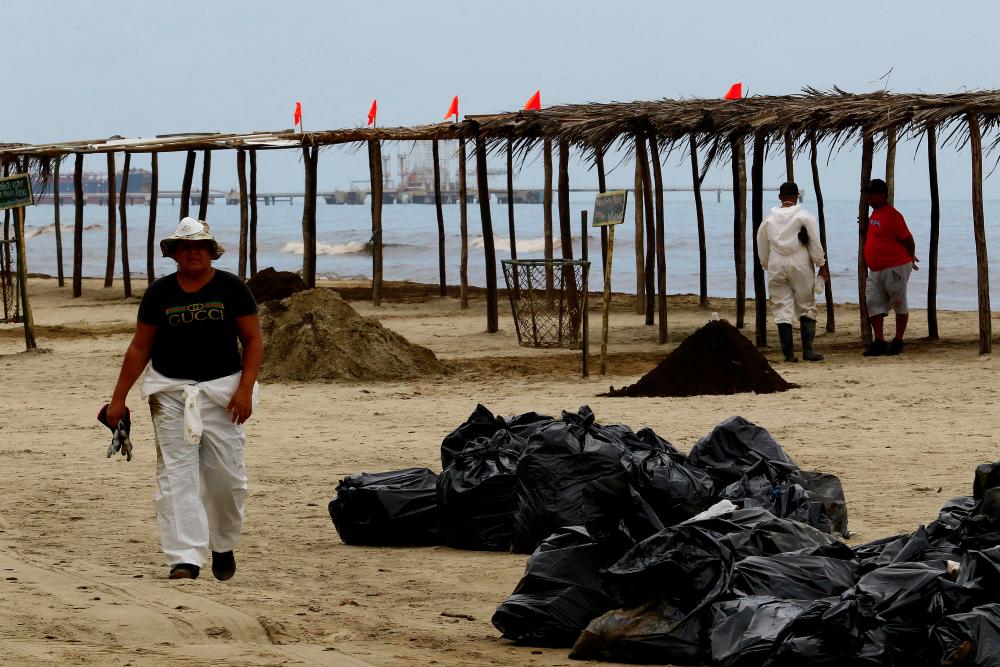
[138,270,258,382]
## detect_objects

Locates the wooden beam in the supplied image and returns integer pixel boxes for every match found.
[731,136,747,329]
[750,132,767,347]
[596,147,607,277]
[179,150,195,219]
[73,153,83,297]
[147,152,158,284]
[53,158,64,287]
[368,140,382,304]
[649,134,668,344]
[543,138,554,299]
[237,149,249,280]
[458,139,469,309]
[885,127,897,207]
[119,152,132,298]
[636,134,656,325]
[433,139,447,296]
[506,137,517,260]
[198,150,211,220]
[633,150,645,315]
[690,133,708,306]
[968,112,991,354]
[302,145,318,289]
[809,133,834,332]
[784,129,795,181]
[926,124,940,340]
[475,135,499,333]
[557,140,573,261]
[248,149,258,277]
[857,130,875,347]
[104,152,117,288]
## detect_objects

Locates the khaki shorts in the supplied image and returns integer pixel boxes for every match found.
[866,263,912,316]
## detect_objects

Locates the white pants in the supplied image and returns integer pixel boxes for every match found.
[142,370,258,568]
[766,250,818,325]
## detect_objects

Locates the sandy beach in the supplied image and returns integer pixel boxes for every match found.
[1,276,997,666]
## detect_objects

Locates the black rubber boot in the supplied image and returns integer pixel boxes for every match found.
[777,323,798,362]
[211,551,236,581]
[800,317,824,362]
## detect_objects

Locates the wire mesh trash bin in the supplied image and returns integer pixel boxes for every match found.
[502,259,590,349]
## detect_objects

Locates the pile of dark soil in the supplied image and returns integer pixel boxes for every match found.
[259,288,443,382]
[246,267,307,303]
[606,320,796,397]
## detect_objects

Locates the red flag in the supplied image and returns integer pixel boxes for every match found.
[293,101,302,127]
[444,95,459,121]
[724,82,743,100]
[523,90,541,111]
[367,99,378,126]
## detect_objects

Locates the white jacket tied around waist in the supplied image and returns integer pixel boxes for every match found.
[141,367,259,445]
[756,204,826,271]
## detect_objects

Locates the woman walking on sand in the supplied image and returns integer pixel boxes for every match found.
[104,217,262,581]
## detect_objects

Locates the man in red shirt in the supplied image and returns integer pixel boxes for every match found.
[862,179,918,356]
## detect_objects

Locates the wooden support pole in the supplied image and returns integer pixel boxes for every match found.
[750,132,767,347]
[119,152,132,298]
[649,134,668,344]
[458,139,469,309]
[690,133,708,306]
[248,149,258,277]
[53,158,64,287]
[543,139,554,298]
[809,133,835,332]
[784,129,795,181]
[13,206,36,349]
[433,139,447,296]
[506,137,517,260]
[596,147,608,277]
[475,135,499,333]
[558,140,573,261]
[237,149,249,280]
[302,145,318,289]
[147,152,158,284]
[368,140,382,304]
[601,222,616,376]
[198,150,211,220]
[179,150,195,219]
[968,112,991,354]
[926,124,940,339]
[636,134,656,325]
[731,136,747,329]
[634,152,645,315]
[885,127,897,207]
[73,153,83,297]
[857,130,875,347]
[104,152,116,288]
[581,209,590,378]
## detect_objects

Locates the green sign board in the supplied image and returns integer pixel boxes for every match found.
[592,190,627,227]
[0,174,33,210]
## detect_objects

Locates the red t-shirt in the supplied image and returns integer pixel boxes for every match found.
[864,205,913,271]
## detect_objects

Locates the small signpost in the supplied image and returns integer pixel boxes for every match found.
[592,190,627,374]
[0,173,37,350]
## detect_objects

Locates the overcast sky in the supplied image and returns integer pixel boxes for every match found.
[5,0,1000,199]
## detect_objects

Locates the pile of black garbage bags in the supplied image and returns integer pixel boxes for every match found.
[328,406,1000,666]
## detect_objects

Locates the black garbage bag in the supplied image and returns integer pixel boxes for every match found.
[491,526,624,647]
[927,496,979,554]
[437,443,518,551]
[974,462,1000,500]
[720,514,838,560]
[730,554,858,600]
[687,416,798,487]
[440,404,553,468]
[794,470,850,537]
[710,596,810,667]
[570,598,710,665]
[762,597,858,667]
[328,467,441,546]
[852,526,933,573]
[932,603,1000,667]
[511,415,662,554]
[628,447,716,526]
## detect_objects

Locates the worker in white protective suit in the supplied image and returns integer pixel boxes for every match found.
[756,182,830,362]
[105,218,263,581]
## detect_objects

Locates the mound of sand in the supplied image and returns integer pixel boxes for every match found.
[259,288,443,382]
[247,267,307,304]
[606,319,796,397]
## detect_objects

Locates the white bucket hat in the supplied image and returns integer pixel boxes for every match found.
[160,217,225,260]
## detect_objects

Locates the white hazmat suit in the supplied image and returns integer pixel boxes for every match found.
[756,204,826,325]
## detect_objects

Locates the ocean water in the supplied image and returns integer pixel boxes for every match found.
[18,193,1000,311]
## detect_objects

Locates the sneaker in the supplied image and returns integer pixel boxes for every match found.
[211,551,236,581]
[863,339,888,357]
[168,563,200,580]
[887,338,904,355]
